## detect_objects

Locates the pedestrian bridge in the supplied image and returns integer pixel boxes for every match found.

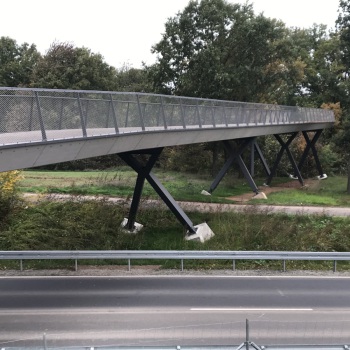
[0,87,335,236]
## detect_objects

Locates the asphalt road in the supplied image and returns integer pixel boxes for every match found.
[1,275,350,348]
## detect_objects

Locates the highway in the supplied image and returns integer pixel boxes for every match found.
[0,275,350,348]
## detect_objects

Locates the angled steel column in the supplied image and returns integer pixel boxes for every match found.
[250,140,271,178]
[295,130,325,178]
[119,148,196,234]
[254,141,271,177]
[208,138,259,194]
[266,132,304,186]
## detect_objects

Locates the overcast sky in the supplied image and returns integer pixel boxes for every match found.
[0,0,340,69]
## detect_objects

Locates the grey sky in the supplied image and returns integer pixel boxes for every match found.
[0,0,340,68]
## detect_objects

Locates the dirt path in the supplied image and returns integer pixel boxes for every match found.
[226,179,320,202]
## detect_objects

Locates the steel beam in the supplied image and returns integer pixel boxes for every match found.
[208,138,259,194]
[119,148,196,234]
[295,130,325,178]
[266,133,304,186]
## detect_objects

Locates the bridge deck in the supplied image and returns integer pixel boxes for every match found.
[0,88,334,172]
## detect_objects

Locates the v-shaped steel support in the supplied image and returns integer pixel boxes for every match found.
[294,130,325,178]
[266,133,304,186]
[119,148,196,234]
[208,138,260,194]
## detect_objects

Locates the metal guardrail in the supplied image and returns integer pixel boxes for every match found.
[1,250,349,272]
[0,87,334,145]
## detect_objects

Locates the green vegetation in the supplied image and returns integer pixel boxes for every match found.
[19,170,350,207]
[1,198,350,271]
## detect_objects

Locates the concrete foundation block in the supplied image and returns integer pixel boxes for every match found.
[185,222,215,243]
[121,218,143,234]
[252,192,267,200]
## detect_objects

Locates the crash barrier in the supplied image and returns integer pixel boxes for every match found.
[1,250,349,272]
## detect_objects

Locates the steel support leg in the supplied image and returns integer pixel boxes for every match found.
[254,141,271,177]
[266,133,304,186]
[295,130,325,178]
[119,148,196,234]
[209,138,259,194]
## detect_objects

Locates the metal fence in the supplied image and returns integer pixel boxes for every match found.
[1,250,349,272]
[0,88,334,145]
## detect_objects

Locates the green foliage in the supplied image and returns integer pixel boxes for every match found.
[2,200,350,271]
[31,42,118,91]
[0,36,40,87]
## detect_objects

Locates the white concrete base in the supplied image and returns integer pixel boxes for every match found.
[317,173,328,180]
[120,218,143,234]
[185,222,215,243]
[201,190,211,196]
[252,192,267,200]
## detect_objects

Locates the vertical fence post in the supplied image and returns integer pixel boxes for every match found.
[128,259,131,272]
[34,91,47,141]
[245,319,250,350]
[20,260,23,271]
[75,259,78,272]
[136,94,145,131]
[232,260,236,271]
[181,259,184,272]
[333,260,337,273]
[77,93,87,137]
[283,260,286,272]
[43,332,47,350]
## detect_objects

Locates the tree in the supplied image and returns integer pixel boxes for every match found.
[31,42,118,91]
[149,0,308,105]
[0,37,40,87]
[115,64,152,92]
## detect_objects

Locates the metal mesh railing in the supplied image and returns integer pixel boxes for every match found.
[0,87,335,146]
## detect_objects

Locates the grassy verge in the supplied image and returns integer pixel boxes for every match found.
[1,198,350,271]
[19,169,350,207]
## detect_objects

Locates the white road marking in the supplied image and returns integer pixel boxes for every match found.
[190,308,313,311]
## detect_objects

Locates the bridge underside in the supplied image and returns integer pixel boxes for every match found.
[0,122,330,172]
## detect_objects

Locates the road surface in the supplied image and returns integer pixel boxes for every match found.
[0,275,349,348]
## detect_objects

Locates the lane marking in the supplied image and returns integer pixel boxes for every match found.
[191,308,314,312]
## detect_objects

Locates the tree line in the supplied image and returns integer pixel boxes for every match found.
[1,0,350,182]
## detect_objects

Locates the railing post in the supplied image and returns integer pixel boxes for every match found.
[211,102,216,127]
[283,260,286,272]
[179,99,186,129]
[181,259,184,272]
[34,91,47,141]
[232,259,236,271]
[75,259,78,272]
[77,93,87,137]
[20,259,23,271]
[333,260,337,273]
[245,319,250,350]
[136,94,145,131]
[43,332,47,350]
[128,258,131,272]
[109,94,119,133]
[160,96,168,130]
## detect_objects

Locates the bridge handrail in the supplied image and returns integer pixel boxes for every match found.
[0,87,334,146]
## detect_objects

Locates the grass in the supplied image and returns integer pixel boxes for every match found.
[1,198,350,271]
[19,168,253,203]
[5,168,350,272]
[19,169,350,207]
[251,176,350,207]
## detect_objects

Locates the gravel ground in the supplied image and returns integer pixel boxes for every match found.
[1,265,350,277]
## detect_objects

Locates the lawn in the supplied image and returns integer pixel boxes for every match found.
[19,169,350,207]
